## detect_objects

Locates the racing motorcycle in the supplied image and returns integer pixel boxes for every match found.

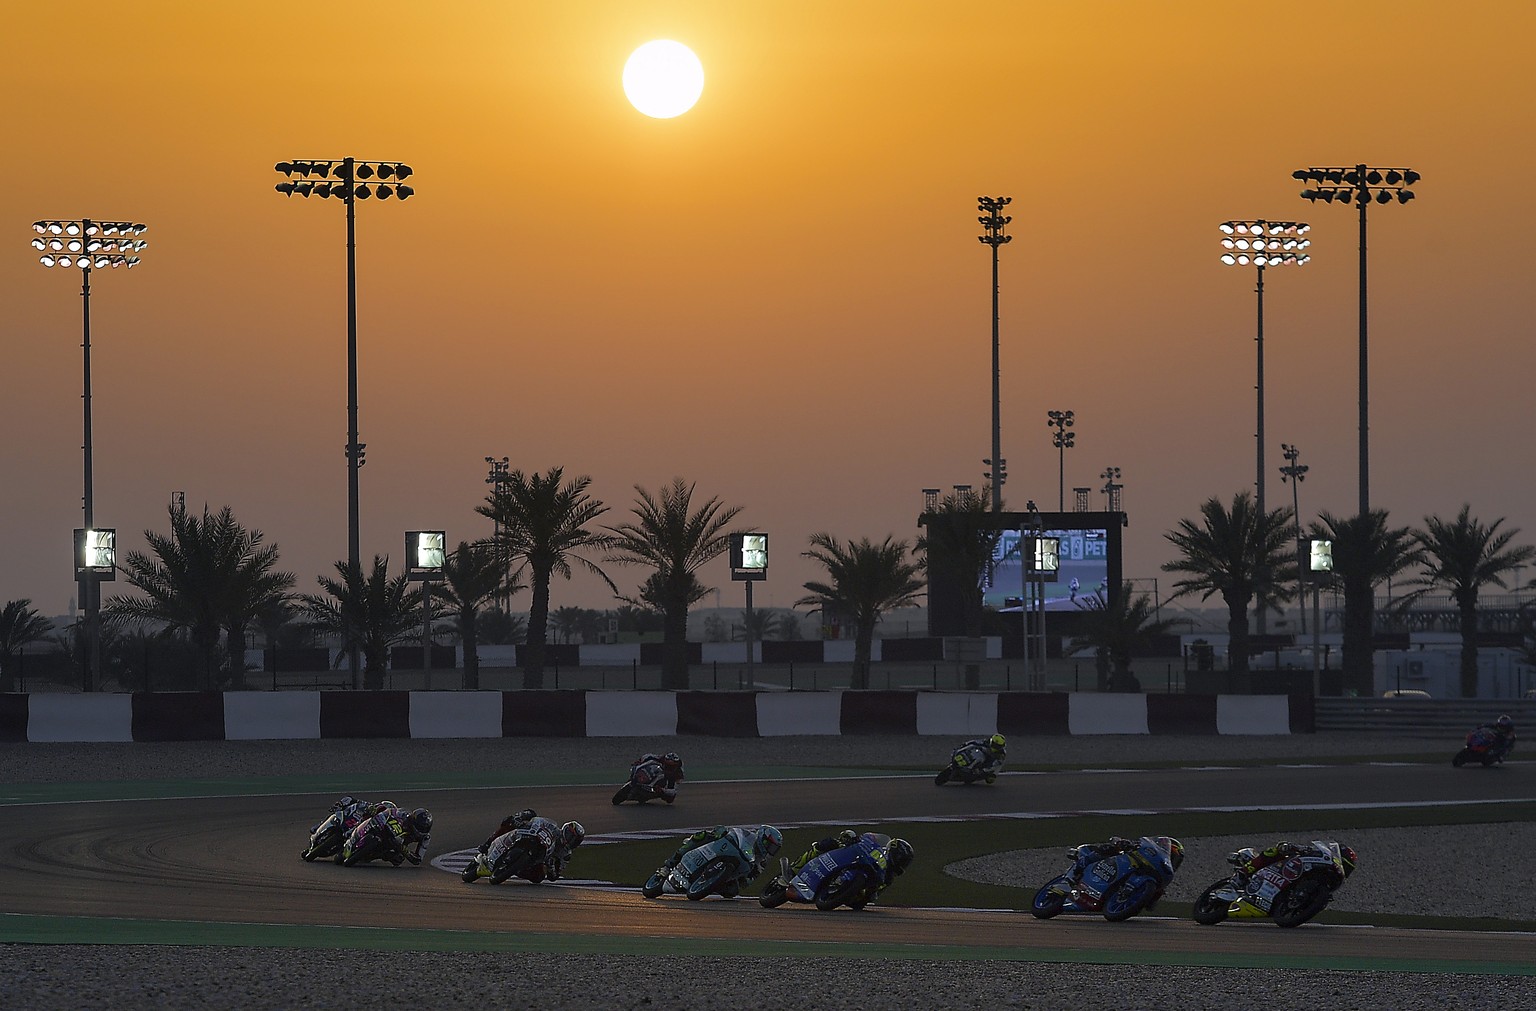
[1191,840,1355,928]
[760,833,891,911]
[612,757,673,805]
[934,743,995,786]
[642,828,759,901]
[462,820,561,885]
[1031,836,1182,922]
[1453,727,1514,767]
[301,809,353,862]
[336,808,411,867]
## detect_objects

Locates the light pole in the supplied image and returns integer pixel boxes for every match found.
[485,455,511,611]
[978,196,1012,514]
[30,218,146,691]
[1220,219,1310,634]
[1295,165,1419,515]
[1100,467,1123,513]
[1280,443,1310,634]
[1047,410,1075,511]
[275,157,415,688]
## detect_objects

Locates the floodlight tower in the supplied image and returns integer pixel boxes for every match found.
[1280,443,1310,634]
[1047,410,1075,511]
[1294,164,1419,515]
[978,196,1012,514]
[29,218,146,691]
[274,157,415,687]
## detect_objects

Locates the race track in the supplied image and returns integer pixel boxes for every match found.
[6,760,1532,972]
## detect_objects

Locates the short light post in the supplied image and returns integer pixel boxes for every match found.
[406,531,445,688]
[1100,467,1123,513]
[1295,164,1419,515]
[730,534,768,688]
[1280,443,1310,633]
[31,218,146,691]
[1047,410,1075,511]
[275,157,415,688]
[978,196,1012,513]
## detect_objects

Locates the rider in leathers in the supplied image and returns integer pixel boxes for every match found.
[660,825,783,898]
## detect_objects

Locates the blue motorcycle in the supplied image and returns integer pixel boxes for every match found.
[1031,835,1183,922]
[760,833,892,911]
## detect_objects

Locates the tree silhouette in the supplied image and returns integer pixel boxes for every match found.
[0,599,54,692]
[797,533,924,689]
[299,556,419,690]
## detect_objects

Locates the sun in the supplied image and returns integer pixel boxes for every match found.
[623,40,704,119]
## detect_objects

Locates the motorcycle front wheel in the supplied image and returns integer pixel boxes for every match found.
[1031,876,1071,919]
[759,879,789,908]
[934,767,953,786]
[611,785,632,805]
[641,871,666,899]
[1452,749,1471,767]
[1191,880,1234,925]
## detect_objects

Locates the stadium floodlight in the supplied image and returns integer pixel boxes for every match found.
[1218,218,1311,591]
[28,217,146,691]
[1293,164,1420,515]
[272,157,416,688]
[977,195,1013,514]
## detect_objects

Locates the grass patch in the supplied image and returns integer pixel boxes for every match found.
[572,802,1536,932]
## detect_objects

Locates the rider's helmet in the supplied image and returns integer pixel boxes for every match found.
[514,808,538,825]
[1497,714,1515,730]
[1339,844,1359,877]
[987,733,1007,753]
[337,795,359,810]
[560,821,586,850]
[886,838,915,876]
[834,829,859,848]
[1229,847,1258,867]
[663,751,681,765]
[1156,836,1185,870]
[755,825,784,860]
[408,808,433,836]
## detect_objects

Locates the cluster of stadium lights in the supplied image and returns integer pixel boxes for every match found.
[1219,220,1311,267]
[274,160,415,200]
[1294,166,1419,205]
[31,220,146,269]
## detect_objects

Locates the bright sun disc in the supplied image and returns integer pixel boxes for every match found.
[623,40,704,119]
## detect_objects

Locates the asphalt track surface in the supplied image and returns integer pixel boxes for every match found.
[5,759,1533,972]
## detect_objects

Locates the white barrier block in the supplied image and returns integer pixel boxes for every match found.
[822,640,857,663]
[580,643,642,665]
[916,692,999,736]
[1217,694,1292,735]
[586,691,677,737]
[223,691,321,740]
[27,694,133,742]
[756,691,843,736]
[1067,692,1149,735]
[409,691,503,738]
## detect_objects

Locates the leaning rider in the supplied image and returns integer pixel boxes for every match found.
[661,825,783,897]
[1480,715,1518,758]
[774,830,915,902]
[1232,841,1358,884]
[633,751,686,803]
[1073,836,1184,876]
[959,733,1008,782]
[466,814,585,883]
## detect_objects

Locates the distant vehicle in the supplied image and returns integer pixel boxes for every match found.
[1381,689,1431,699]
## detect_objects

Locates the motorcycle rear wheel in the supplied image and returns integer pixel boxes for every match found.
[1191,879,1233,925]
[1103,877,1158,922]
[815,870,869,911]
[1031,876,1071,919]
[687,858,733,900]
[1272,877,1331,927]
[490,847,537,885]
[934,767,953,786]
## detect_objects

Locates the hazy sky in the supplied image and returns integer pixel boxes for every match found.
[4,2,1534,619]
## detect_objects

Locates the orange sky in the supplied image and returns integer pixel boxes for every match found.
[4,2,1535,619]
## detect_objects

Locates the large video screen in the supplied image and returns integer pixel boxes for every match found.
[984,526,1111,612]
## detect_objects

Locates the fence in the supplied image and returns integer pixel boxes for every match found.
[1314,697,1536,735]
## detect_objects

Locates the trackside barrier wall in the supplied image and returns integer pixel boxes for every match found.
[4,691,1312,742]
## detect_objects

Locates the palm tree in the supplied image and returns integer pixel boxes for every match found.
[476,467,616,689]
[299,556,420,690]
[550,605,586,644]
[1414,505,1536,698]
[797,533,925,689]
[108,505,293,689]
[434,540,515,690]
[606,478,743,688]
[1310,510,1422,688]
[1,599,54,692]
[917,489,1002,689]
[1162,492,1296,677]
[1067,582,1188,691]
